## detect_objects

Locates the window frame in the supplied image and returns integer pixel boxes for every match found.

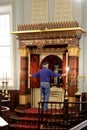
[0,5,14,89]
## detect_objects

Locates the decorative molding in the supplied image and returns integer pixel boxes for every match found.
[49,87,65,108]
[31,48,66,54]
[21,38,73,49]
[11,21,85,49]
[17,21,79,31]
[13,27,84,40]
[32,87,64,108]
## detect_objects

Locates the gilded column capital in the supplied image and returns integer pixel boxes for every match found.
[68,46,80,57]
[19,48,30,57]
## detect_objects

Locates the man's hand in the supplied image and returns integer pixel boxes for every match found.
[29,74,32,77]
[62,73,66,77]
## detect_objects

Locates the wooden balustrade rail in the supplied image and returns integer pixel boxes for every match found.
[38,101,87,129]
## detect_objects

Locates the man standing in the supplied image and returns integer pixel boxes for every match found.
[29,61,66,111]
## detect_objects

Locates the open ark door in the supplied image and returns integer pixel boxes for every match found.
[30,54,40,88]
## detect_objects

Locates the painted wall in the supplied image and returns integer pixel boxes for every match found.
[79,0,87,92]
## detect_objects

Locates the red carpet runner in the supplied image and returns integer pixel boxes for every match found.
[10,106,63,130]
[10,107,39,130]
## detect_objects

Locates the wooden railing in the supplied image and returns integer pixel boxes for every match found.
[38,101,87,130]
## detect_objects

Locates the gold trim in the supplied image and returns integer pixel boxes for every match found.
[11,27,85,48]
[19,95,28,104]
[68,46,80,57]
[11,27,85,34]
[11,22,85,48]
[19,48,29,57]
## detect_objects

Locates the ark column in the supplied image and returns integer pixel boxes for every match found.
[19,48,29,105]
[68,43,80,101]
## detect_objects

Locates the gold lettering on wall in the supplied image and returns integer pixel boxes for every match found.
[55,0,73,22]
[32,0,48,23]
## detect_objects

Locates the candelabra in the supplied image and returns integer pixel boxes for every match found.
[8,93,11,101]
[2,81,5,97]
[64,68,69,100]
[65,82,68,100]
[4,81,9,98]
[1,81,9,99]
[65,52,69,100]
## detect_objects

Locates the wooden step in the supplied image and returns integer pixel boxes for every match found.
[10,123,38,129]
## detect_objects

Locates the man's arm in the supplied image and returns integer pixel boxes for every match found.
[29,71,40,78]
[29,74,32,77]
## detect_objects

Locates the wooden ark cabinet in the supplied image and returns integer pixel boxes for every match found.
[11,21,85,105]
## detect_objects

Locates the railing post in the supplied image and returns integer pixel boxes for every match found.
[38,102,40,130]
[75,93,81,115]
[64,98,69,127]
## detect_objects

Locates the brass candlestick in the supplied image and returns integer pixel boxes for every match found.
[65,82,68,100]
[2,81,5,96]
[4,81,9,98]
[65,67,69,100]
[8,92,11,101]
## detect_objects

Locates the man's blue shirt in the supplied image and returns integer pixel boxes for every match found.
[32,67,61,82]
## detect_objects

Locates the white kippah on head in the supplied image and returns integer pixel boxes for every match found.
[43,61,48,65]
[42,61,48,68]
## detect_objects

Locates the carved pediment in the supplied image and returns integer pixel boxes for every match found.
[11,21,85,49]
